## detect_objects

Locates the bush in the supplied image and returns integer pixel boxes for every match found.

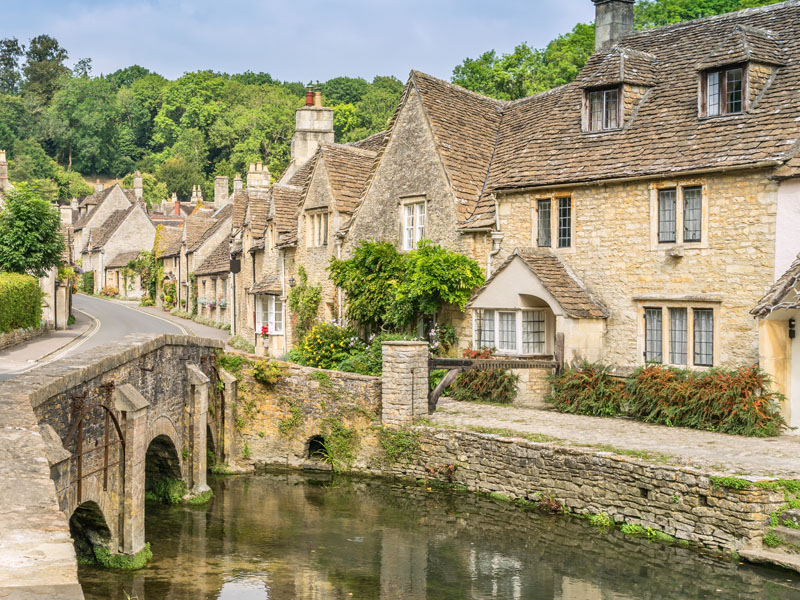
[100,286,118,297]
[0,272,43,333]
[80,271,94,294]
[252,359,286,385]
[336,332,418,376]
[298,323,363,370]
[546,362,626,416]
[448,348,519,404]
[547,363,787,437]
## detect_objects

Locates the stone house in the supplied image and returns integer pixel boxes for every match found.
[71,182,138,264]
[194,238,232,324]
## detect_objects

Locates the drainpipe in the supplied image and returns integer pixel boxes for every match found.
[177,255,181,309]
[280,249,286,356]
[231,270,236,335]
[486,196,503,277]
[252,252,257,350]
[336,238,343,321]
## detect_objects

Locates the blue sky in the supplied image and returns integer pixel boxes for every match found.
[4,0,595,82]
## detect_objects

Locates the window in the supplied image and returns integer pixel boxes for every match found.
[682,187,702,242]
[703,67,744,116]
[403,201,425,250]
[307,212,329,247]
[693,309,713,366]
[475,309,495,347]
[644,308,663,363]
[658,189,677,243]
[588,88,620,131]
[557,198,571,248]
[498,312,517,352]
[522,310,546,354]
[669,308,688,365]
[537,199,551,247]
[255,295,284,335]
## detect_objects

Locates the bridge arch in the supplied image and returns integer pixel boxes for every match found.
[145,416,184,479]
[69,500,113,563]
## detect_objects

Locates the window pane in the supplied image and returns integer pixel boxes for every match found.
[693,309,714,366]
[726,68,742,114]
[323,213,329,246]
[273,297,283,333]
[604,89,619,129]
[416,203,425,244]
[669,308,688,365]
[645,308,663,363]
[683,187,702,242]
[522,310,546,354]
[499,312,516,351]
[590,91,603,131]
[479,309,495,347]
[658,189,677,243]
[404,205,414,250]
[557,198,571,248]
[537,199,551,247]
[707,71,720,116]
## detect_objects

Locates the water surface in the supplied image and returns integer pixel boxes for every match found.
[78,472,800,599]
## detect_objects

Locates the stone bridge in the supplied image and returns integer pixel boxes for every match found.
[0,334,236,597]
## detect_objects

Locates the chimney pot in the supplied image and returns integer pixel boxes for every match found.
[305,84,314,107]
[0,150,6,162]
[174,200,181,216]
[313,90,322,108]
[234,174,243,192]
[593,0,635,51]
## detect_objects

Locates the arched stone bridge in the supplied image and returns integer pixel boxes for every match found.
[1,333,237,588]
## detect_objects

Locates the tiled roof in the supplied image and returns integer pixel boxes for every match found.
[158,226,183,258]
[574,46,659,88]
[751,254,800,317]
[89,206,132,248]
[315,144,378,214]
[184,217,216,253]
[249,274,282,295]
[73,187,116,231]
[470,248,608,319]
[348,130,389,153]
[271,184,303,236]
[231,190,249,230]
[773,145,800,179]
[695,24,786,70]
[487,1,800,192]
[248,191,270,237]
[106,251,141,269]
[194,238,231,275]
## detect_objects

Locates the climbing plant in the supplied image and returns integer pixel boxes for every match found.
[288,265,322,342]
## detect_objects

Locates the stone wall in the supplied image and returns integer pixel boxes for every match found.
[385,428,784,552]
[0,324,46,351]
[381,341,429,426]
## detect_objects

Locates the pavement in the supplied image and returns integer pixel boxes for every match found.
[0,294,230,381]
[430,398,800,479]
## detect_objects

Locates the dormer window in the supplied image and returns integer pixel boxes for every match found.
[587,87,620,131]
[703,66,744,117]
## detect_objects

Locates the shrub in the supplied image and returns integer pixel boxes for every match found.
[139,297,155,307]
[546,362,627,416]
[288,266,322,342]
[100,286,118,297]
[80,271,95,294]
[448,348,519,404]
[252,359,287,385]
[336,332,418,376]
[298,323,363,370]
[0,272,43,333]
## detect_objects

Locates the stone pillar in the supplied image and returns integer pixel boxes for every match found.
[114,384,150,555]
[381,341,429,428]
[186,364,210,494]
[219,368,238,464]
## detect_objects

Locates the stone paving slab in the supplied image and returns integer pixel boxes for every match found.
[431,399,800,478]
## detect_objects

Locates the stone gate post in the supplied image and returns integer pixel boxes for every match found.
[186,364,211,495]
[381,341,429,428]
[219,368,238,465]
[114,383,149,555]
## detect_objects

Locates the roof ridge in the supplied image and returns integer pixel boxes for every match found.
[320,142,377,158]
[410,69,511,107]
[505,83,570,107]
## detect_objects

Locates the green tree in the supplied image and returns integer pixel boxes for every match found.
[105,64,152,90]
[22,35,70,102]
[121,171,167,208]
[0,38,24,95]
[321,76,369,105]
[0,183,64,276]
[634,0,781,27]
[156,157,201,200]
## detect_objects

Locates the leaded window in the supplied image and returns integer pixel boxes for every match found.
[704,67,744,117]
[522,310,546,354]
[645,307,663,363]
[588,88,620,131]
[669,308,688,365]
[557,198,571,248]
[683,187,702,242]
[693,309,714,366]
[537,199,551,247]
[658,189,677,243]
[476,309,495,348]
[498,311,517,352]
[726,68,743,114]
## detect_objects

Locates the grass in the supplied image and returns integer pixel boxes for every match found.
[186,489,214,505]
[464,425,564,444]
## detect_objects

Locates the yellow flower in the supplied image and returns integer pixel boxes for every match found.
[330,344,334,348]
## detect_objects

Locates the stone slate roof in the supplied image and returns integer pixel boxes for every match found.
[751,254,800,317]
[774,147,800,179]
[184,217,216,253]
[88,206,132,248]
[106,251,141,269]
[349,130,388,153]
[272,184,303,237]
[158,226,183,258]
[73,187,116,231]
[248,191,270,237]
[469,248,608,319]
[194,238,230,276]
[695,24,786,70]
[231,190,250,230]
[249,274,282,295]
[574,46,660,88]
[315,143,378,214]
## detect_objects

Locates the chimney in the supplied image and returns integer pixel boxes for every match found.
[95,179,104,193]
[0,150,8,192]
[313,89,322,108]
[214,175,229,207]
[289,91,334,174]
[174,198,181,216]
[190,185,197,203]
[246,163,270,191]
[133,171,143,200]
[234,174,243,192]
[196,185,203,205]
[305,84,314,107]
[70,197,79,210]
[59,205,74,226]
[593,0,635,51]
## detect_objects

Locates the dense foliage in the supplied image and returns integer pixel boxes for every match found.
[547,363,787,437]
[297,323,363,370]
[0,272,43,332]
[287,266,322,343]
[329,240,484,333]
[452,0,783,100]
[0,183,64,277]
[447,348,519,404]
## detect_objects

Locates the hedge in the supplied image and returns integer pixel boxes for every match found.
[547,362,787,437]
[80,271,95,294]
[0,272,43,333]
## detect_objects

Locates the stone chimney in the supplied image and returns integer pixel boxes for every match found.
[196,185,203,205]
[95,179,104,193]
[593,0,635,51]
[60,205,74,226]
[133,171,143,200]
[289,90,334,173]
[214,175,229,207]
[233,174,243,193]
[246,163,270,191]
[70,197,79,210]
[0,150,8,193]
[174,196,181,216]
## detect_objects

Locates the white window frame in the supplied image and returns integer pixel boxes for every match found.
[255,295,284,335]
[639,302,718,368]
[472,308,551,357]
[649,183,708,251]
[402,200,426,251]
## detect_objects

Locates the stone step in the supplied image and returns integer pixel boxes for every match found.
[774,526,800,550]
[740,548,800,574]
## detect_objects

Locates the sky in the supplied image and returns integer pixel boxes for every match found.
[4,0,595,83]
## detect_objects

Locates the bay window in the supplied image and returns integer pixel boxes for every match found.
[473,309,551,356]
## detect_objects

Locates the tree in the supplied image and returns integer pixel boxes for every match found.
[121,171,167,208]
[0,183,64,277]
[634,0,781,28]
[23,35,70,102]
[156,157,201,200]
[0,38,24,95]
[105,65,152,90]
[321,76,369,105]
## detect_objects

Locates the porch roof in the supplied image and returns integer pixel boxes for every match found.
[752,254,800,318]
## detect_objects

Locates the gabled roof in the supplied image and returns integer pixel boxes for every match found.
[231,190,250,230]
[73,186,121,231]
[106,251,141,269]
[272,184,303,236]
[158,226,183,258]
[695,24,786,70]
[348,130,389,153]
[575,46,660,88]
[88,207,131,248]
[469,248,608,319]
[751,254,800,317]
[248,191,270,237]
[249,274,282,295]
[194,238,230,276]
[312,143,378,214]
[184,217,216,253]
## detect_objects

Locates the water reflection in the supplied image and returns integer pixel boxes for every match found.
[78,472,800,600]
